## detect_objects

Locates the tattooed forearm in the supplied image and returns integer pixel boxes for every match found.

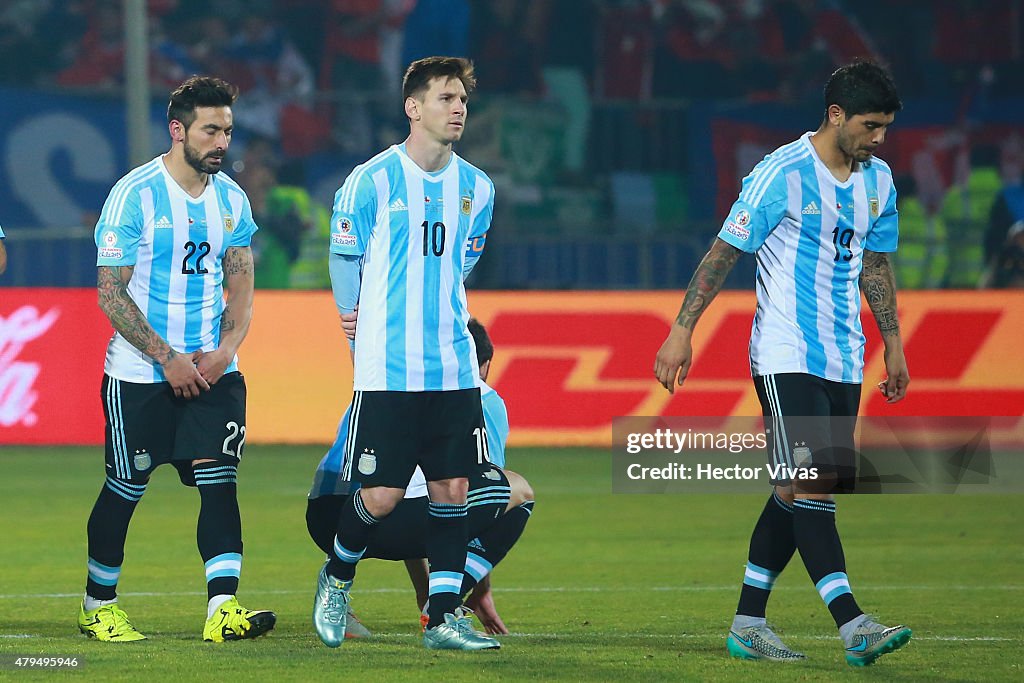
[675,239,742,330]
[220,305,235,333]
[220,246,255,353]
[223,246,254,277]
[97,266,176,364]
[860,250,901,338]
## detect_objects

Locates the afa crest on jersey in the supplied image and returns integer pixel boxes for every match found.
[869,197,879,218]
[223,214,235,233]
[461,196,473,215]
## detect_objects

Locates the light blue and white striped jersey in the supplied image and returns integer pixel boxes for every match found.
[95,156,258,383]
[717,132,898,384]
[330,144,494,392]
[309,382,509,500]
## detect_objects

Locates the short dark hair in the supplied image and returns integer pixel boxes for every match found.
[823,60,902,118]
[167,76,238,130]
[402,56,477,103]
[467,317,493,366]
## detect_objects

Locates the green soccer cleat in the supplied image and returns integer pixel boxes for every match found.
[423,612,500,651]
[78,602,147,642]
[312,563,351,647]
[202,597,276,642]
[844,618,912,666]
[727,624,806,662]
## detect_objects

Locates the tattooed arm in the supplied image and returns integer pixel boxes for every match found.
[654,238,742,393]
[197,246,255,385]
[860,249,909,403]
[98,266,209,398]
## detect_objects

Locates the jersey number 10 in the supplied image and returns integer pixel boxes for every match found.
[422,221,446,257]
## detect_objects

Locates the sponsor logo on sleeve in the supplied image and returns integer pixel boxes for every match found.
[724,222,750,241]
[733,209,750,227]
[103,231,117,246]
[332,233,357,247]
[99,247,123,258]
[338,217,352,234]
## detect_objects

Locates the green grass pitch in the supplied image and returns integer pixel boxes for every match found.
[0,446,1020,681]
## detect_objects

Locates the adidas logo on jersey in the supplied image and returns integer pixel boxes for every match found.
[389,198,408,212]
[801,201,821,215]
[155,216,173,229]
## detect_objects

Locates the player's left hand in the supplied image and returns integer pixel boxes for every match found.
[341,306,358,342]
[654,325,693,394]
[196,347,231,385]
[464,588,508,635]
[879,346,910,403]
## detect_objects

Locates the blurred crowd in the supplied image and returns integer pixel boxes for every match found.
[1,0,1021,288]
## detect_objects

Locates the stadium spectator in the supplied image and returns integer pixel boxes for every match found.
[538,0,598,177]
[983,139,1024,288]
[236,140,332,289]
[221,14,315,140]
[892,175,948,288]
[470,0,545,96]
[400,0,470,68]
[655,61,912,666]
[943,145,1002,288]
[54,0,124,88]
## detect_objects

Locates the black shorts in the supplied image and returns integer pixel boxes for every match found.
[101,372,247,485]
[306,464,512,559]
[753,373,860,490]
[345,389,484,488]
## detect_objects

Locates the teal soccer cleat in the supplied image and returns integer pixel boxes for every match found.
[845,618,912,666]
[727,624,806,661]
[423,612,500,651]
[312,563,351,648]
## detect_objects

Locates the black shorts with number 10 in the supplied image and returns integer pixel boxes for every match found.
[101,371,247,485]
[345,389,485,488]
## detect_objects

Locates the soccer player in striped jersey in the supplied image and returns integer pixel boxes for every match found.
[307,318,534,637]
[655,61,912,667]
[313,56,500,651]
[80,76,275,643]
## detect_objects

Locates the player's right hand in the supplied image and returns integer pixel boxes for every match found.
[654,326,693,394]
[464,589,508,635]
[163,350,210,399]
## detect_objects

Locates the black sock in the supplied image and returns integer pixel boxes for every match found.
[326,490,378,581]
[793,498,862,628]
[426,501,468,628]
[735,492,795,619]
[461,501,534,596]
[195,463,242,600]
[85,476,147,600]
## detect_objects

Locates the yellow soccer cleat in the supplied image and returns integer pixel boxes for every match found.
[78,602,147,642]
[203,597,276,642]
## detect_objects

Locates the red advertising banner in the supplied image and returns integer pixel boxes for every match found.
[0,289,108,444]
[1,289,1022,446]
